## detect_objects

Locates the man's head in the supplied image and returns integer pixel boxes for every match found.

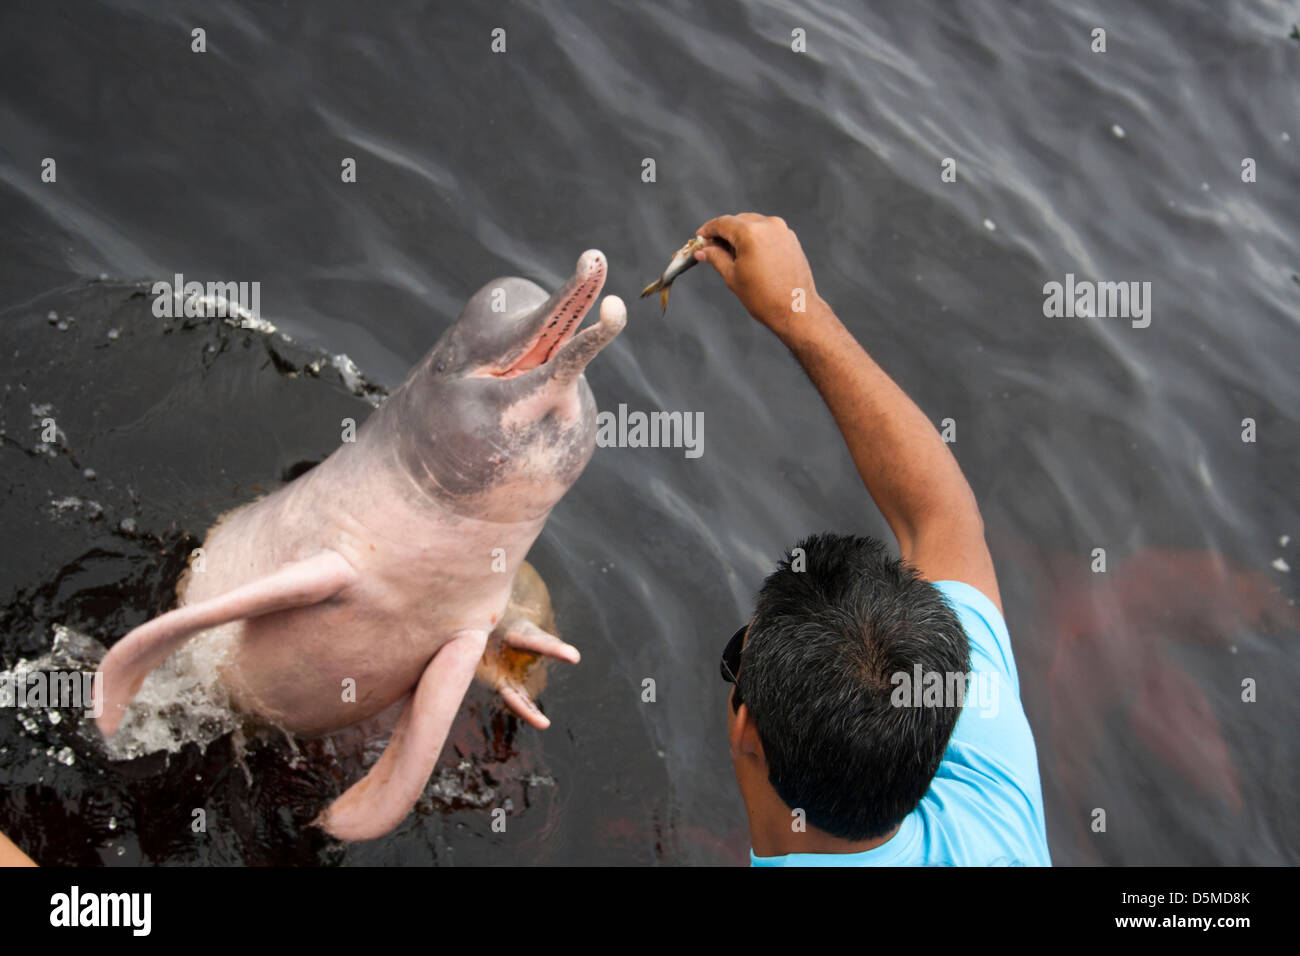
[727,533,970,844]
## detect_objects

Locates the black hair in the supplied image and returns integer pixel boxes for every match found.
[739,533,970,841]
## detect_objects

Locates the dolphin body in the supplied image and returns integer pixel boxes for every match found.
[96,251,625,841]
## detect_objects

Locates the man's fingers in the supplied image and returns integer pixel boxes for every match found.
[696,214,750,250]
[695,244,736,284]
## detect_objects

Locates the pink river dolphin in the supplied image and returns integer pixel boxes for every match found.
[95,250,626,841]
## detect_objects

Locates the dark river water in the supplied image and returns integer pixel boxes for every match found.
[1,0,1297,865]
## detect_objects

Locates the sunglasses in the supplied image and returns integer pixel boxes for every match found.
[720,624,747,709]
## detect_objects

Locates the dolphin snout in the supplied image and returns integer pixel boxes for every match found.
[575,249,606,277]
[545,294,625,386]
[493,250,608,377]
[599,294,627,327]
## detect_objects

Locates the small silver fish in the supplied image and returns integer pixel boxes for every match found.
[640,236,713,312]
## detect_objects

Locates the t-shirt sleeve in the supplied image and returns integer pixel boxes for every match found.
[923,579,1051,866]
[933,579,1020,695]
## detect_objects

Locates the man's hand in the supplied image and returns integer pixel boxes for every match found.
[695,213,823,336]
[0,829,35,867]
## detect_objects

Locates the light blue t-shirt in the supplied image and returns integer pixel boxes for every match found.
[751,580,1052,867]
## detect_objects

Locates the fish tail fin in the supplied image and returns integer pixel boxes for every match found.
[659,286,670,312]
[639,278,664,299]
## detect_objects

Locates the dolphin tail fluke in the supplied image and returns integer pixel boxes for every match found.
[314,628,488,842]
[95,549,357,737]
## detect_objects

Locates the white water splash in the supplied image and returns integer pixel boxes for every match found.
[1,623,238,761]
[331,353,383,408]
[102,625,240,760]
[173,290,278,335]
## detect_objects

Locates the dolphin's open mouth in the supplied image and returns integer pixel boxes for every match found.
[491,250,607,378]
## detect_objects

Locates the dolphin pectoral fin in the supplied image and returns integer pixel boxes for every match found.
[475,621,555,731]
[315,629,488,842]
[474,561,576,729]
[502,620,580,664]
[96,549,357,738]
[498,681,550,730]
[488,622,579,730]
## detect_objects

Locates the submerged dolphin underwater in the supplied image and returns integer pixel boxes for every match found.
[95,250,626,841]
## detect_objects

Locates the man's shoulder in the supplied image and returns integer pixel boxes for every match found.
[931,579,1019,687]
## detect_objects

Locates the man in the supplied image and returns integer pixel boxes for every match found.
[694,213,1050,866]
[0,829,35,867]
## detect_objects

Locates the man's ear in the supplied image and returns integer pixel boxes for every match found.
[729,701,764,761]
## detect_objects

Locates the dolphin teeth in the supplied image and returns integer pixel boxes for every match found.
[534,263,605,365]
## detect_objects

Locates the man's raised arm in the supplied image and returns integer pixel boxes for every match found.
[695,213,1001,611]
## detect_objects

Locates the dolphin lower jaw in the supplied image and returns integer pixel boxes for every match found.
[472,385,600,518]
[388,389,599,523]
[537,298,626,387]
[479,250,607,379]
[493,294,627,409]
[405,447,590,524]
